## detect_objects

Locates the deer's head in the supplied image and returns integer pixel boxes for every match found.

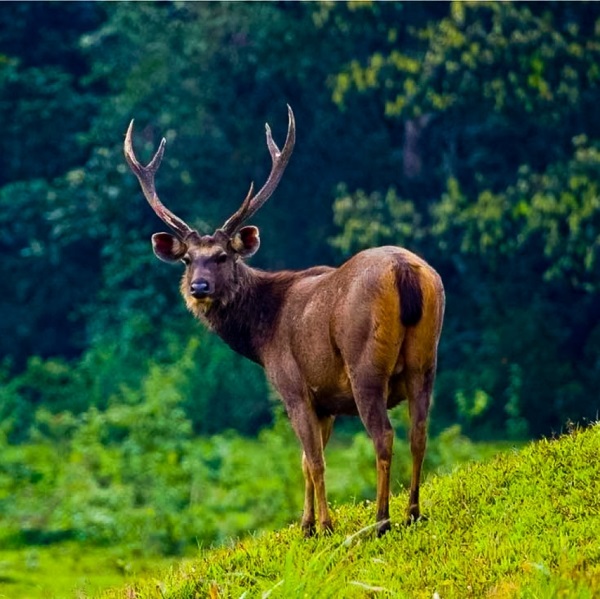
[124,106,295,310]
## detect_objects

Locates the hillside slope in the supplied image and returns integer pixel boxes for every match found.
[101,424,600,598]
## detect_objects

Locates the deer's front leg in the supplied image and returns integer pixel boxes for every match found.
[300,416,335,535]
[285,399,333,535]
[301,450,316,535]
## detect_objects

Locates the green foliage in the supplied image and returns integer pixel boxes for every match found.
[331,186,423,256]
[334,2,600,189]
[97,423,600,599]
[0,356,89,441]
[0,3,104,185]
[1,328,271,443]
[431,138,600,292]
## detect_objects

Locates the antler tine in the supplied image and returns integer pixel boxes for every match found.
[221,105,296,236]
[221,182,254,235]
[124,120,194,240]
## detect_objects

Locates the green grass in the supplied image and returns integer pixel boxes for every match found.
[97,423,600,598]
[0,544,177,599]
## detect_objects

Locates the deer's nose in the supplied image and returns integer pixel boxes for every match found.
[190,279,212,298]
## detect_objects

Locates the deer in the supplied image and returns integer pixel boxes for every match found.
[123,106,445,537]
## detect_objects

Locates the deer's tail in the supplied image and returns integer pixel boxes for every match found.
[395,257,423,327]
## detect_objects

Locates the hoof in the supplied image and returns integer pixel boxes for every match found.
[301,521,316,538]
[377,519,391,537]
[405,513,428,526]
[321,520,334,535]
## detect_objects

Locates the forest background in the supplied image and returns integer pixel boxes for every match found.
[0,1,599,595]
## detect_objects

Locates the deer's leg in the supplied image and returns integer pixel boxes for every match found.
[351,375,394,537]
[301,415,334,536]
[300,451,315,535]
[405,367,435,524]
[285,400,333,535]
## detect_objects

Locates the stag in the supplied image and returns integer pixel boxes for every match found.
[124,106,445,536]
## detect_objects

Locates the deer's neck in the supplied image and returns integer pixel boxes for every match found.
[202,263,293,366]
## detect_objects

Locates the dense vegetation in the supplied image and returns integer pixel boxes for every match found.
[1,1,599,596]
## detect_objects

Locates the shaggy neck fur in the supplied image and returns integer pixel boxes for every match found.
[184,261,295,365]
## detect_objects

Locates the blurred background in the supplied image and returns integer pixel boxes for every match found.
[0,1,599,596]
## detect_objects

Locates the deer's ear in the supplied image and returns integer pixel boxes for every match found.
[230,226,260,258]
[151,232,188,263]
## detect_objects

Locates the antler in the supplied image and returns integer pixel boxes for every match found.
[124,120,194,239]
[220,105,296,236]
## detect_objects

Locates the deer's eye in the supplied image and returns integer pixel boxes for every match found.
[181,256,191,266]
[216,253,228,264]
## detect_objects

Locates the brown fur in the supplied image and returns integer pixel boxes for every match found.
[179,240,445,536]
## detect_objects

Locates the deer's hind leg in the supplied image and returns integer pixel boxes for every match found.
[349,370,395,536]
[336,267,406,535]
[405,366,435,523]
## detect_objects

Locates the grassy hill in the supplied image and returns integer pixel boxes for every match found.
[98,423,600,599]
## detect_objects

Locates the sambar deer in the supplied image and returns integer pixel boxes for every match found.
[124,106,445,536]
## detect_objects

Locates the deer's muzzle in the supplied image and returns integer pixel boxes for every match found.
[190,279,212,299]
